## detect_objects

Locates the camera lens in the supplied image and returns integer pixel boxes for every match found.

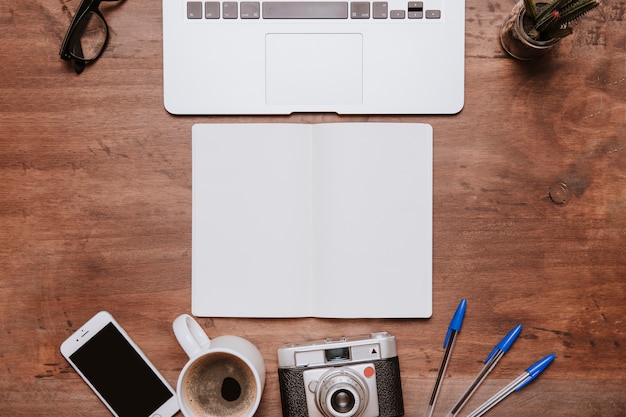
[330,389,356,413]
[316,369,369,417]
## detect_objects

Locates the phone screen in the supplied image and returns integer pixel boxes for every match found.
[69,322,175,416]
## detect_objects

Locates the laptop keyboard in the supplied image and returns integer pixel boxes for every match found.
[186,1,442,20]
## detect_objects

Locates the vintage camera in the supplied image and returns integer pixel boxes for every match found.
[277,332,404,417]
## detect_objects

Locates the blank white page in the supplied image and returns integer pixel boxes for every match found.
[311,123,432,318]
[192,124,313,317]
[192,123,432,318]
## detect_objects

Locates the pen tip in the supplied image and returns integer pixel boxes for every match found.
[485,323,523,362]
[444,299,467,347]
[501,324,523,352]
[516,353,556,391]
[450,299,467,331]
[528,353,556,376]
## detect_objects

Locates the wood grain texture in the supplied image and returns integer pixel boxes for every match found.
[1,0,624,416]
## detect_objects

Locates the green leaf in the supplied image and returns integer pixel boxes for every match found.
[523,0,538,19]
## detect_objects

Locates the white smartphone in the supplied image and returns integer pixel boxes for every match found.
[60,311,179,417]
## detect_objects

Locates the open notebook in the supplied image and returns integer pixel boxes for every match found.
[192,123,432,318]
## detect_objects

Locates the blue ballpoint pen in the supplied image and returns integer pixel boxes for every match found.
[465,353,556,417]
[446,324,522,417]
[423,299,467,417]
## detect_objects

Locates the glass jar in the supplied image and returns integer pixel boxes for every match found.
[500,1,561,60]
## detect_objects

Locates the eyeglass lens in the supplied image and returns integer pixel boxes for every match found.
[70,12,107,61]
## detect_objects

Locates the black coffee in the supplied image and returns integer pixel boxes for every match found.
[183,352,257,417]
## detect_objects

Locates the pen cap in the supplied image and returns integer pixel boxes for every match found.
[444,299,467,348]
[484,324,522,363]
[515,353,556,391]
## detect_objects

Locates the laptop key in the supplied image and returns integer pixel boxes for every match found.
[204,1,220,18]
[408,1,423,18]
[222,1,238,18]
[372,2,388,18]
[241,1,261,18]
[351,2,370,19]
[263,2,349,18]
[187,1,203,18]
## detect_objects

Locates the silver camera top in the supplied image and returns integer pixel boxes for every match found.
[277,331,397,368]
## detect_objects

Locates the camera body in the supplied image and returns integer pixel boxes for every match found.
[278,332,404,417]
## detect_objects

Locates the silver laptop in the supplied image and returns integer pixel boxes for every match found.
[162,0,464,115]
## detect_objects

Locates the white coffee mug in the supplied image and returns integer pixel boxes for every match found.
[173,314,266,417]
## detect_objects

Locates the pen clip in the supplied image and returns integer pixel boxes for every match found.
[444,299,467,348]
[515,353,556,391]
[484,324,522,363]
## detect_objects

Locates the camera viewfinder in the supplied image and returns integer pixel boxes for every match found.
[325,347,350,362]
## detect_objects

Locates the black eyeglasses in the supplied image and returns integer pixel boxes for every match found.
[60,0,122,74]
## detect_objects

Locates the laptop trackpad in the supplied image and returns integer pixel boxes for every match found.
[265,33,363,106]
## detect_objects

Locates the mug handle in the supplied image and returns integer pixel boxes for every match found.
[173,314,211,358]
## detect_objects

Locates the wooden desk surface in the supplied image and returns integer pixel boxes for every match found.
[1,1,624,416]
